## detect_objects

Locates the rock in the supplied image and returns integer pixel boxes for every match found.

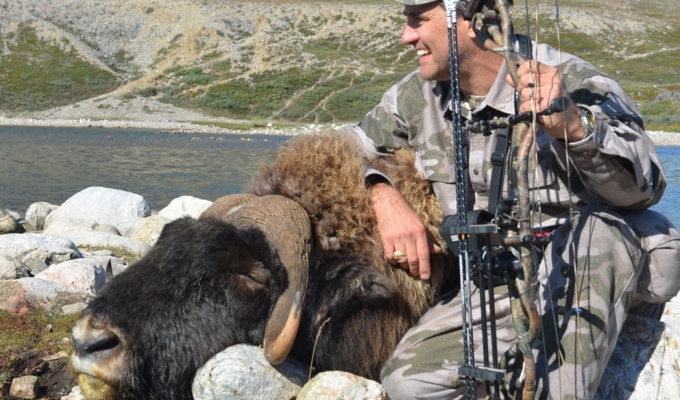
[45,187,151,236]
[94,224,121,235]
[0,278,86,314]
[59,231,149,263]
[61,384,85,400]
[128,215,170,246]
[0,233,81,269]
[81,252,128,276]
[596,314,680,399]
[62,302,88,315]
[157,196,213,221]
[297,371,387,400]
[35,258,106,296]
[0,254,32,279]
[192,344,308,400]
[43,217,98,236]
[10,375,39,399]
[24,202,59,231]
[0,209,20,234]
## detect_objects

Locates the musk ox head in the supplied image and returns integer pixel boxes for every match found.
[70,195,312,400]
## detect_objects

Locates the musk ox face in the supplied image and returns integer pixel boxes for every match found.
[69,218,288,400]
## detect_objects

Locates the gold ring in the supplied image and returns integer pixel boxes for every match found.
[393,251,407,261]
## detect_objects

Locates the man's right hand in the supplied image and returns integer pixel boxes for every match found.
[369,182,442,280]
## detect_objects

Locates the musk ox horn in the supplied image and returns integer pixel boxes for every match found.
[200,194,311,365]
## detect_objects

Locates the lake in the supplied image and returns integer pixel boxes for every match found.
[1,125,679,227]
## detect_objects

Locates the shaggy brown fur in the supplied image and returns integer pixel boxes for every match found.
[248,132,450,321]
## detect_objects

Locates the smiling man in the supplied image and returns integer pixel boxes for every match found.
[339,0,680,399]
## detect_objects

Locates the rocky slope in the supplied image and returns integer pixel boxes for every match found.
[1,0,679,129]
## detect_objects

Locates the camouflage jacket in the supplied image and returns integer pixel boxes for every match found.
[340,41,666,217]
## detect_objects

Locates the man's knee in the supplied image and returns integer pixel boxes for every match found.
[624,209,680,303]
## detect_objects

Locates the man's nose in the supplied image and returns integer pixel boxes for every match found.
[401,24,418,46]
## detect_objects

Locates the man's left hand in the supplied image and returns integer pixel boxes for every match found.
[507,61,586,142]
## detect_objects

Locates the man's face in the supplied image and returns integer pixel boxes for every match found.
[401,3,450,81]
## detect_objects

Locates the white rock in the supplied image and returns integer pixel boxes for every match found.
[192,344,308,400]
[10,375,39,399]
[0,278,85,314]
[35,258,106,296]
[596,315,680,399]
[158,196,213,221]
[62,302,88,315]
[25,202,59,232]
[58,232,149,263]
[43,217,98,236]
[0,209,19,235]
[128,215,170,246]
[61,384,85,400]
[297,371,386,400]
[0,254,31,279]
[45,187,151,236]
[0,233,81,267]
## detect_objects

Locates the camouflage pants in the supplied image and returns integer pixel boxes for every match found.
[381,206,680,400]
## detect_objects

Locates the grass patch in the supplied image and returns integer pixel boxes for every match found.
[194,67,323,118]
[0,24,120,111]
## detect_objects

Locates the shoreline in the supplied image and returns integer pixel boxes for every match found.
[0,116,329,137]
[2,116,679,146]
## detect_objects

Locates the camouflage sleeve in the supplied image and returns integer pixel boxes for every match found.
[338,71,422,159]
[563,74,666,210]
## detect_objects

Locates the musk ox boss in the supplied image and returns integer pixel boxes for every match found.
[69,133,452,399]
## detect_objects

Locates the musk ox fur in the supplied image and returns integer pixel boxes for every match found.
[69,133,452,399]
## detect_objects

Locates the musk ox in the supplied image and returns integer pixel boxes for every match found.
[69,133,452,399]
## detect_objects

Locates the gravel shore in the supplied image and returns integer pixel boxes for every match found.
[1,96,678,144]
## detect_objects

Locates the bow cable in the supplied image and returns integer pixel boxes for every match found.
[443,1,477,398]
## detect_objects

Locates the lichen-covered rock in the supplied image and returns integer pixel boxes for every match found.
[192,344,308,400]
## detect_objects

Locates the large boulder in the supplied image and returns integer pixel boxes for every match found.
[158,196,213,221]
[24,202,59,232]
[34,258,106,297]
[0,234,81,271]
[44,187,151,236]
[0,278,86,314]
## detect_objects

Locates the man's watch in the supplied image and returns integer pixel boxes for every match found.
[580,106,595,136]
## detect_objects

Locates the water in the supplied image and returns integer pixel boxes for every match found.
[0,126,291,212]
[1,126,679,227]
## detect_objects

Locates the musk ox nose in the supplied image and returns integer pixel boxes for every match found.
[71,312,121,361]
[73,329,120,358]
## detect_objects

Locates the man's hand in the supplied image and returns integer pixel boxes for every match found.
[370,182,442,280]
[507,61,586,142]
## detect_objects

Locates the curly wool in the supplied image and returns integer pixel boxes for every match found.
[248,132,450,316]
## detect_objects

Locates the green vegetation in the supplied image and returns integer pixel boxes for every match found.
[0,24,120,111]
[0,310,78,392]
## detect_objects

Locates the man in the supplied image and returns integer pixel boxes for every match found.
[340,0,680,399]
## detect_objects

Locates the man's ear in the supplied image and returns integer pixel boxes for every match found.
[461,18,477,40]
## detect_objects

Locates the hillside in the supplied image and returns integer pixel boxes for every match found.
[1,0,679,130]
